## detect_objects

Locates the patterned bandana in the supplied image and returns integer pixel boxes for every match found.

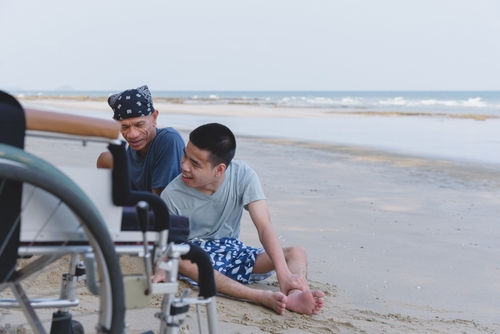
[108,85,155,120]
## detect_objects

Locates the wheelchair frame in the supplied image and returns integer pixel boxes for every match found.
[0,100,219,334]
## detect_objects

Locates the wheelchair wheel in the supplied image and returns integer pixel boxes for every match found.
[72,320,85,334]
[0,160,125,334]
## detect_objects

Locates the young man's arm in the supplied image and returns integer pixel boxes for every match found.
[247,200,309,295]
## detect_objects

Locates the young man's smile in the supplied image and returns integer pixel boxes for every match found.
[180,142,225,195]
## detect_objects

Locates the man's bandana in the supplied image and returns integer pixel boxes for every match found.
[108,85,154,120]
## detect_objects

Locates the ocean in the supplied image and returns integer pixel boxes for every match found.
[13,90,500,166]
[11,90,500,117]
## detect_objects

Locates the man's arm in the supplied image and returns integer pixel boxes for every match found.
[97,150,164,195]
[97,151,113,169]
[248,200,288,273]
[247,200,308,294]
[152,188,164,196]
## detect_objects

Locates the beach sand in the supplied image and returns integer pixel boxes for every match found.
[5,98,500,333]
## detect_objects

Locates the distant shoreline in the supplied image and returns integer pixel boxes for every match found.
[16,95,500,121]
[17,95,498,120]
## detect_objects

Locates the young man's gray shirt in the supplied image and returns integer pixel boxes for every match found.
[160,160,265,240]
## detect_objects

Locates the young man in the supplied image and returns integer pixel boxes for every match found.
[154,123,324,315]
[97,85,184,194]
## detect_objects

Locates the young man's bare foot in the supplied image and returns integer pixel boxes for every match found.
[254,290,287,315]
[285,290,325,315]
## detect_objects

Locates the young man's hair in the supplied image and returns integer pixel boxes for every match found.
[189,123,236,167]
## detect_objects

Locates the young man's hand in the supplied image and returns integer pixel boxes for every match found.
[151,268,167,283]
[278,272,309,295]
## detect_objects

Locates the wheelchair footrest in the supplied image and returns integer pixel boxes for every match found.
[124,275,152,309]
[151,282,179,295]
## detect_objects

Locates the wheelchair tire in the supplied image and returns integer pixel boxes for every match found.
[0,160,125,334]
[71,320,84,334]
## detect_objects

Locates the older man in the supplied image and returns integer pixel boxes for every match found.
[97,85,184,195]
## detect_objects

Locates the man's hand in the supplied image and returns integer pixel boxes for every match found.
[278,272,309,295]
[151,268,167,283]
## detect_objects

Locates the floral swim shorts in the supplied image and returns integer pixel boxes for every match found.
[188,237,275,284]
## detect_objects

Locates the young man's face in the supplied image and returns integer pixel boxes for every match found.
[180,141,225,194]
[119,110,158,157]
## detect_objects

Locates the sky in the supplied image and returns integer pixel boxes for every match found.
[1,0,499,92]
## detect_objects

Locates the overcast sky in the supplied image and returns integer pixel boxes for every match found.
[1,0,499,91]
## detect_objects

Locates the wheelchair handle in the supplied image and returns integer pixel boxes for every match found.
[136,201,150,233]
[181,244,217,298]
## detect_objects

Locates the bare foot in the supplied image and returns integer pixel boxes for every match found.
[285,290,324,315]
[254,290,287,315]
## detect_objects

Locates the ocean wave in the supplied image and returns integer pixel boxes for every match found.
[378,97,407,106]
[420,97,487,108]
[378,97,489,109]
[276,96,364,107]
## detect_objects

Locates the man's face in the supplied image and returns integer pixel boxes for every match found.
[180,141,223,194]
[119,110,158,156]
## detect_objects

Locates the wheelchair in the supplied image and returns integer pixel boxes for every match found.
[0,91,219,334]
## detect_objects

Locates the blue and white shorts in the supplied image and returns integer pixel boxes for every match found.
[187,237,275,284]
